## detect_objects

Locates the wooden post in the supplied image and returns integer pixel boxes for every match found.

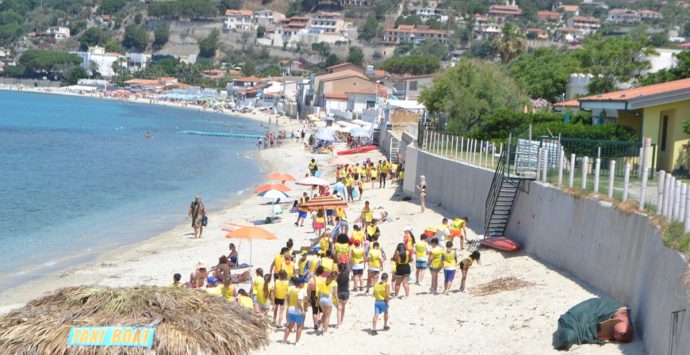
[608,160,616,198]
[673,179,682,221]
[582,156,589,190]
[558,148,564,186]
[569,153,576,188]
[594,158,601,193]
[640,166,648,210]
[657,170,666,215]
[542,148,548,183]
[623,163,630,201]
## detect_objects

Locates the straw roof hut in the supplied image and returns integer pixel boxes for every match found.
[0,286,271,354]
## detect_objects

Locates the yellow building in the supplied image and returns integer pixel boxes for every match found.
[579,78,690,172]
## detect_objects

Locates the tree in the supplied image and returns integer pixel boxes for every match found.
[311,42,330,57]
[260,64,280,77]
[578,34,654,94]
[359,14,379,41]
[134,14,143,25]
[222,0,243,10]
[285,1,302,17]
[198,29,219,58]
[380,55,440,75]
[395,15,423,27]
[19,49,83,80]
[469,39,494,60]
[256,25,266,38]
[509,48,581,101]
[242,59,256,76]
[347,46,364,66]
[419,59,529,132]
[491,23,526,64]
[154,24,170,49]
[122,25,148,51]
[104,38,125,53]
[79,27,107,50]
[411,39,449,59]
[98,0,126,14]
[325,53,339,67]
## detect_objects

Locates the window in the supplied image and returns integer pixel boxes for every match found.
[366,100,375,108]
[409,81,418,91]
[660,114,669,152]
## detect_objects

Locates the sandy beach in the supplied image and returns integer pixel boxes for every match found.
[0,88,646,353]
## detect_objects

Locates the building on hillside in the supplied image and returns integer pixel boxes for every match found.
[526,28,549,40]
[607,9,640,23]
[384,74,434,101]
[558,4,580,17]
[326,62,364,74]
[473,15,502,39]
[46,27,70,40]
[346,85,387,114]
[569,16,601,35]
[574,78,690,171]
[71,46,124,78]
[581,0,609,9]
[383,25,448,45]
[124,77,178,91]
[488,1,522,22]
[411,7,441,22]
[224,9,255,31]
[338,0,369,5]
[277,16,309,37]
[555,26,585,42]
[125,52,151,71]
[308,12,342,34]
[228,76,268,96]
[254,10,274,26]
[537,10,562,23]
[639,10,663,20]
[202,69,226,80]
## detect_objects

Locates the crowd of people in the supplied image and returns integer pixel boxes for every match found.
[174,154,479,346]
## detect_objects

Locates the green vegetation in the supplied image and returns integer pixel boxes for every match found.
[18,49,82,80]
[198,29,219,59]
[509,48,581,101]
[359,14,379,42]
[641,51,690,86]
[419,59,529,132]
[380,55,440,75]
[153,25,170,50]
[346,46,364,66]
[663,222,690,260]
[411,39,449,60]
[149,0,218,19]
[491,23,526,64]
[122,25,148,51]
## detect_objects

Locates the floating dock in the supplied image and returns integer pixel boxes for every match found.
[179,130,263,139]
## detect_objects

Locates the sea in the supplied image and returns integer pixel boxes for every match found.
[0,90,264,289]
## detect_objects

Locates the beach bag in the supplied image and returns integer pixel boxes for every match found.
[315,170,322,177]
[202,216,208,227]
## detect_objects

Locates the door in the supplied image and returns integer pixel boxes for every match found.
[658,112,671,171]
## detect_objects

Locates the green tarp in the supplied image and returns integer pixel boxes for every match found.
[553,297,623,350]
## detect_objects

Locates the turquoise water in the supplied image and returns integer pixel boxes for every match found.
[0,91,263,286]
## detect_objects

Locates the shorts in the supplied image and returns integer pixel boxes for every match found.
[415,260,428,269]
[368,267,380,274]
[338,291,350,301]
[259,302,270,310]
[374,300,388,314]
[287,313,305,325]
[395,263,411,277]
[313,222,325,229]
[274,298,285,306]
[310,291,321,314]
[326,210,334,216]
[298,211,307,219]
[443,269,456,283]
[319,295,334,308]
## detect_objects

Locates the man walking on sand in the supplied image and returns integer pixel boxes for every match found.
[188,195,206,239]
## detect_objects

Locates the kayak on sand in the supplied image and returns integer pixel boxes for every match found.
[337,145,377,155]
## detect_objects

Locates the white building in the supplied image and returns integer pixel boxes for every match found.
[254,10,274,26]
[224,9,255,31]
[70,46,124,78]
[607,9,640,23]
[125,52,151,71]
[47,26,70,40]
[308,12,342,34]
[411,7,440,22]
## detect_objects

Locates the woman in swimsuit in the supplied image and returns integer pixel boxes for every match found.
[417,175,427,213]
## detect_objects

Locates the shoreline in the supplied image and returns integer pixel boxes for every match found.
[0,87,303,312]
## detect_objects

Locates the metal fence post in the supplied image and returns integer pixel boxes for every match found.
[608,160,616,198]
[623,163,630,201]
[640,166,648,210]
[569,153,576,188]
[594,158,601,193]
[582,156,589,190]
[558,148,564,186]
[657,170,666,215]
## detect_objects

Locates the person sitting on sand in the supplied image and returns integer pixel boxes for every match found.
[171,273,182,288]
[228,243,239,268]
[371,273,391,335]
[204,276,222,297]
[188,262,208,288]
[237,289,254,309]
[366,220,381,242]
[220,277,237,303]
[459,251,481,293]
[283,277,309,345]
[211,255,232,283]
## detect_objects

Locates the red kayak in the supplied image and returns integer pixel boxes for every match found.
[337,145,377,155]
[480,236,520,252]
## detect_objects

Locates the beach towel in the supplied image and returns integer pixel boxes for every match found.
[553,297,623,350]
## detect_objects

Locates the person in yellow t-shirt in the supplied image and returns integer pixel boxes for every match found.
[350,240,366,291]
[283,278,308,345]
[317,273,338,334]
[356,178,365,201]
[351,224,365,246]
[237,289,254,309]
[371,273,390,335]
[320,250,335,276]
[379,160,390,188]
[426,238,443,294]
[459,250,481,293]
[366,241,385,293]
[369,162,378,189]
[345,175,355,202]
[220,278,236,303]
[170,273,182,288]
[204,276,222,297]
[450,217,469,250]
[273,270,289,328]
[250,268,264,312]
[361,201,373,228]
[414,234,429,285]
[270,247,288,278]
[442,241,458,294]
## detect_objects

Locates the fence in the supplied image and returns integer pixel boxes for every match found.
[418,129,690,232]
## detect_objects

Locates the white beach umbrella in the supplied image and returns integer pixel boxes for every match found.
[296,176,330,186]
[257,189,290,199]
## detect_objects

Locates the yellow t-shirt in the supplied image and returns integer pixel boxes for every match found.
[319,280,337,302]
[220,285,235,302]
[429,246,443,269]
[320,257,334,272]
[257,281,271,305]
[368,249,382,268]
[381,163,390,174]
[238,295,253,309]
[334,243,350,260]
[288,285,305,309]
[205,286,222,297]
[370,168,378,178]
[319,236,330,251]
[282,261,295,278]
[308,255,319,274]
[298,258,308,276]
[362,208,373,222]
[336,207,346,219]
[373,282,388,301]
[415,241,428,259]
[252,276,264,295]
[443,249,457,269]
[352,247,365,264]
[352,231,365,244]
[366,225,378,237]
[273,254,285,273]
[346,177,354,187]
[274,279,289,300]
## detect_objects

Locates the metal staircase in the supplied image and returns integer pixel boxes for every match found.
[389,139,399,163]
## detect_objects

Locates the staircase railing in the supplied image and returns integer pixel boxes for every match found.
[484,149,507,235]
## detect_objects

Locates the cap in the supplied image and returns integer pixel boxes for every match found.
[402,226,412,232]
[353,240,361,247]
[317,250,325,256]
[300,250,308,256]
[207,275,217,284]
[196,261,207,270]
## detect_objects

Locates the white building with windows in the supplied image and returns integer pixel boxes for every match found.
[224,9,255,31]
[70,46,124,78]
[47,26,70,40]
[125,52,151,71]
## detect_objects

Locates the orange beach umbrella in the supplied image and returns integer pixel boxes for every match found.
[255,184,291,193]
[226,226,277,265]
[267,173,296,182]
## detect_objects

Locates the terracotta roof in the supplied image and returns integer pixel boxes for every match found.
[559,99,580,107]
[559,5,579,12]
[676,42,690,48]
[537,11,561,21]
[234,76,266,83]
[225,9,254,16]
[324,93,347,100]
[571,16,600,23]
[315,71,368,81]
[580,78,690,102]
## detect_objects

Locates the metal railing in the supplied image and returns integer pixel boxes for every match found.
[485,149,507,233]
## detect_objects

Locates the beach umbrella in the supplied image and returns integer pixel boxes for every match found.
[257,189,289,199]
[254,184,291,193]
[315,127,335,141]
[329,156,354,166]
[226,226,278,265]
[350,127,371,138]
[295,176,330,186]
[300,195,347,211]
[266,173,296,182]
[0,286,271,355]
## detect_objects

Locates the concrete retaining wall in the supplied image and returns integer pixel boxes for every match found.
[403,144,690,355]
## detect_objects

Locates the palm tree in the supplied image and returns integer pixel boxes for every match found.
[492,23,527,64]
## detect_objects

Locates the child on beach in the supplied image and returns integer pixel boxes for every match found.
[295,192,309,227]
[319,250,335,277]
[237,289,254,309]
[442,241,458,294]
[366,241,385,293]
[273,270,289,328]
[459,251,481,293]
[220,277,236,303]
[171,273,182,288]
[427,238,442,294]
[371,273,391,335]
[414,234,428,285]
[250,268,264,312]
[450,217,469,250]
[283,277,308,345]
[361,201,373,228]
[308,266,325,330]
[393,243,411,298]
[317,272,338,334]
[350,240,366,291]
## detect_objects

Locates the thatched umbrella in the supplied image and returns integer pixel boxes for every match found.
[0,286,271,354]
